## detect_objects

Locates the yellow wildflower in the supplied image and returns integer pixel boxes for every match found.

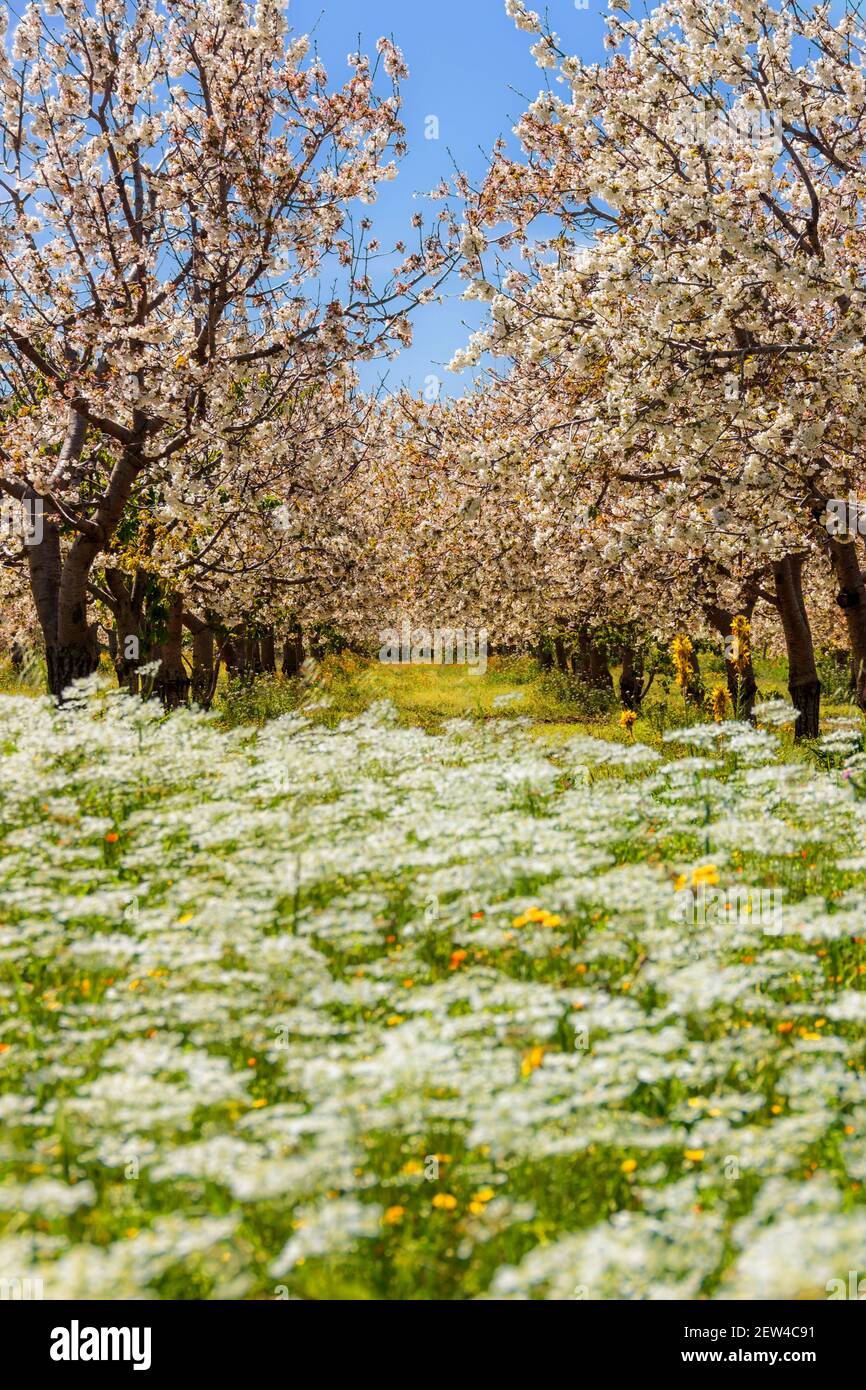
[709,684,729,723]
[521,1045,545,1077]
[671,634,694,690]
[730,615,751,675]
[691,864,720,888]
[432,1193,457,1211]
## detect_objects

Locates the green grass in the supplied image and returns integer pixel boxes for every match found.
[211,651,862,757]
[215,654,618,733]
[1,646,862,768]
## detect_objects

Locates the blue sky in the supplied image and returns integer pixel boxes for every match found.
[289,0,611,396]
[4,1,852,397]
[1,0,610,395]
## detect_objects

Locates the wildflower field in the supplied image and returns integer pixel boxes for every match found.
[2,675,866,1300]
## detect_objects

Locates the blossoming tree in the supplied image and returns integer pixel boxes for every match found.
[0,0,451,694]
[451,0,866,731]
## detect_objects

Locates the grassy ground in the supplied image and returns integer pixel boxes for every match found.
[211,650,860,756]
[2,667,866,1298]
[2,648,860,767]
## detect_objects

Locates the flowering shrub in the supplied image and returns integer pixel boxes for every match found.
[1,680,865,1299]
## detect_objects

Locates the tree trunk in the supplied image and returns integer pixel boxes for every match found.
[191,625,215,706]
[223,638,239,674]
[554,635,569,673]
[183,611,218,707]
[680,638,705,707]
[104,568,145,693]
[49,641,100,696]
[281,624,305,677]
[575,630,591,681]
[619,643,644,710]
[828,536,866,707]
[153,593,189,709]
[26,520,100,696]
[25,510,62,681]
[22,416,146,699]
[774,554,821,738]
[577,628,613,690]
[260,628,276,673]
[704,603,757,721]
[55,490,125,696]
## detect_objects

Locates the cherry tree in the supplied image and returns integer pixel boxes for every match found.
[0,0,452,695]
[448,0,866,729]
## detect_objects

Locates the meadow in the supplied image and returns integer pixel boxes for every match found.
[1,661,866,1299]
